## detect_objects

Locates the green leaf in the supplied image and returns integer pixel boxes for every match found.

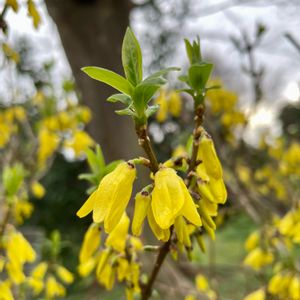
[145,67,180,81]
[188,63,213,90]
[184,39,194,65]
[3,163,25,197]
[115,106,136,116]
[86,145,105,174]
[145,105,159,118]
[133,77,166,115]
[177,88,194,97]
[184,37,201,64]
[81,66,133,95]
[122,27,143,86]
[107,93,131,105]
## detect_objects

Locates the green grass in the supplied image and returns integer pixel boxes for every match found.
[192,213,260,300]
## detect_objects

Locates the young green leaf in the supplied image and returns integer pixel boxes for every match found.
[145,67,180,81]
[115,106,136,116]
[107,94,131,105]
[188,63,213,90]
[122,27,143,86]
[145,105,159,118]
[81,66,133,95]
[133,77,166,115]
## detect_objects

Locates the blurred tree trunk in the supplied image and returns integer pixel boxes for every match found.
[45,0,140,161]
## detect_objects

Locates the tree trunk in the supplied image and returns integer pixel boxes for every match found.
[45,0,140,161]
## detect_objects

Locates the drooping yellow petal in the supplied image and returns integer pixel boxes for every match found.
[31,262,48,279]
[56,265,74,284]
[198,135,223,179]
[151,168,185,229]
[178,180,202,226]
[174,216,191,247]
[77,191,97,218]
[209,177,227,204]
[147,207,170,242]
[132,192,151,236]
[105,213,130,252]
[79,223,101,263]
[92,162,136,233]
[244,289,265,300]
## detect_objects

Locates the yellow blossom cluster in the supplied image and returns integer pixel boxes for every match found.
[154,89,182,122]
[206,79,247,142]
[77,216,142,298]
[185,274,217,300]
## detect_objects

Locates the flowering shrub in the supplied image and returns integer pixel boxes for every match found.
[75,28,227,300]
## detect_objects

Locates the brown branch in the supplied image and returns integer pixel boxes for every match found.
[141,228,173,300]
[135,124,159,173]
[186,103,205,186]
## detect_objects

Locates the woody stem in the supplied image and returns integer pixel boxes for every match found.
[135,124,159,173]
[141,228,173,300]
[186,103,205,184]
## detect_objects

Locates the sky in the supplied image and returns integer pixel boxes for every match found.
[2,0,300,144]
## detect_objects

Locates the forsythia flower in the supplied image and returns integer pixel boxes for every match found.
[31,181,46,198]
[151,167,201,229]
[79,223,101,264]
[244,247,274,271]
[77,161,136,233]
[168,91,182,117]
[196,133,227,204]
[46,276,66,298]
[244,289,265,300]
[56,265,74,284]
[0,280,14,300]
[155,90,168,122]
[245,231,260,251]
[64,130,94,157]
[38,128,60,166]
[132,191,151,236]
[105,213,130,252]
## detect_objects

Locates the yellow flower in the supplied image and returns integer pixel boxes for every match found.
[27,0,41,29]
[168,91,182,117]
[64,130,94,157]
[78,257,96,277]
[151,167,201,229]
[147,206,170,241]
[46,276,66,298]
[196,134,227,204]
[0,280,14,300]
[244,247,274,271]
[154,89,168,122]
[27,277,44,295]
[56,265,74,284]
[13,199,34,224]
[105,213,130,252]
[132,191,150,236]
[6,230,36,265]
[6,261,26,284]
[244,289,265,300]
[196,274,209,291]
[5,0,19,12]
[79,223,101,264]
[31,181,46,199]
[77,161,136,233]
[245,231,259,251]
[289,275,300,300]
[97,263,115,290]
[31,262,48,279]
[174,216,191,247]
[38,128,60,166]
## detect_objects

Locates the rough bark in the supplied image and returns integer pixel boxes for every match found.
[45,0,140,161]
